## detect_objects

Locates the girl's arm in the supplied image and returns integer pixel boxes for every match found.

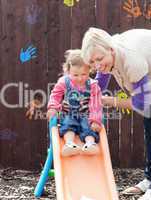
[47,77,65,119]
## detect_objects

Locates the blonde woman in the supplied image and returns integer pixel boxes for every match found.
[81,28,151,200]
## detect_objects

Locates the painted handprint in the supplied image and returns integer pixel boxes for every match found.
[116,91,131,114]
[26,4,41,25]
[0,129,17,140]
[20,44,37,63]
[144,3,151,20]
[123,0,142,18]
[26,99,42,120]
[64,0,80,7]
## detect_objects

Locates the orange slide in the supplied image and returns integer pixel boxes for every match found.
[52,125,119,200]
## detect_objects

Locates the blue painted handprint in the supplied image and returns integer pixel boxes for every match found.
[20,44,37,63]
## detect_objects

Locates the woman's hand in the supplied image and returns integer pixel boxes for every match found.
[91,122,102,132]
[101,95,114,107]
[101,95,132,109]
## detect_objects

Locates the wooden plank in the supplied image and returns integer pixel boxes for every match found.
[23,0,48,170]
[120,0,145,167]
[0,0,19,169]
[0,1,2,145]
[71,0,96,48]
[46,0,71,82]
[131,112,145,167]
[96,0,108,30]
[14,0,48,170]
[107,77,121,167]
[120,0,134,32]
[107,111,120,167]
[119,112,133,167]
[132,0,151,29]
[107,0,122,34]
[59,0,72,66]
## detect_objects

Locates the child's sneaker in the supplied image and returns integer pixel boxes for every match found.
[82,141,100,155]
[62,142,81,157]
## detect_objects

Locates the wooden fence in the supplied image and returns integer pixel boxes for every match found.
[0,0,150,170]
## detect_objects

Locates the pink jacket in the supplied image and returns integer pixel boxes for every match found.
[47,76,102,126]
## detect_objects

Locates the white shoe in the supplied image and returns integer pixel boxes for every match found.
[136,179,151,193]
[122,179,151,195]
[138,189,151,200]
[62,142,81,157]
[82,142,99,155]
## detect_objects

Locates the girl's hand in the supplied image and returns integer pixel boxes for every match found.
[91,122,102,132]
[47,109,57,121]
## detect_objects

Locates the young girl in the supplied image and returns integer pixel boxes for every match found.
[47,49,102,157]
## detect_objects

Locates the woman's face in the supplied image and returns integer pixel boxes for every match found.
[89,48,115,73]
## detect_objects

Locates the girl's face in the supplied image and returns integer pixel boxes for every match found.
[89,48,115,73]
[69,65,90,86]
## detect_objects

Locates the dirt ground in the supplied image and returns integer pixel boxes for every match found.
[0,168,144,200]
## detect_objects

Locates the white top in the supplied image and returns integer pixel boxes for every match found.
[110,29,151,94]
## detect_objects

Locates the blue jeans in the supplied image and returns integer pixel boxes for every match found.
[144,117,151,181]
[59,113,100,143]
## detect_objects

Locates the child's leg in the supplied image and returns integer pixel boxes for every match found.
[85,135,95,143]
[79,118,100,143]
[79,117,100,155]
[82,135,100,155]
[64,130,75,144]
[62,131,81,157]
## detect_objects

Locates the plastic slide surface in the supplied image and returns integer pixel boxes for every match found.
[52,126,119,200]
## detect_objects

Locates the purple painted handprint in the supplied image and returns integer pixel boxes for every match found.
[26,4,41,25]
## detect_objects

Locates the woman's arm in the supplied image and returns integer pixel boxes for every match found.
[131,75,151,117]
[102,95,132,109]
[95,72,133,109]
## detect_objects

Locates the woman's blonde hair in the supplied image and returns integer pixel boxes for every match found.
[81,27,114,64]
[63,49,87,74]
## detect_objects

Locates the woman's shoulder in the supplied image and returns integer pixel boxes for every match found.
[124,51,148,82]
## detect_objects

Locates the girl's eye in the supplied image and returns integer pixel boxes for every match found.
[90,60,94,65]
[97,57,103,62]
